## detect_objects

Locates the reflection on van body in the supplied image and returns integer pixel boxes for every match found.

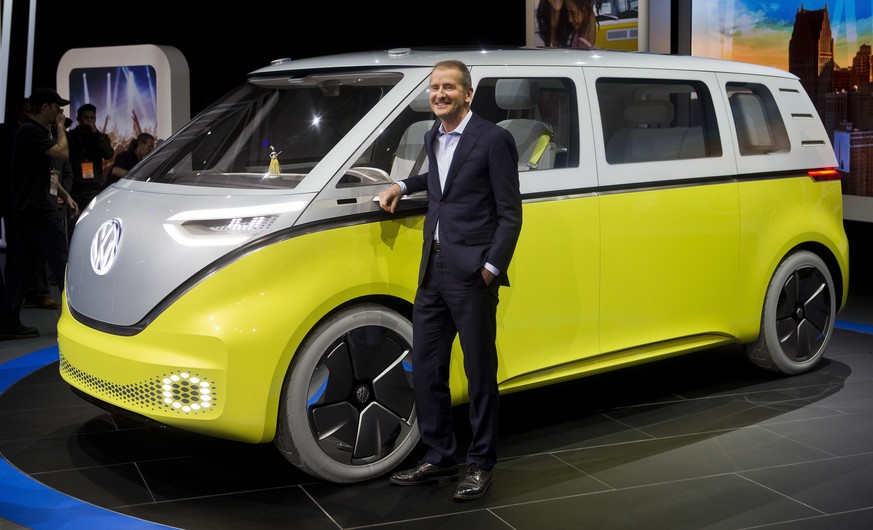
[58,48,849,484]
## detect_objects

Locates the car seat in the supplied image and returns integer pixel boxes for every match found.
[494,79,556,171]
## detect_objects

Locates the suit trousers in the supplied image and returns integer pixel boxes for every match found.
[412,247,500,471]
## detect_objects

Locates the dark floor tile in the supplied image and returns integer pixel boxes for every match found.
[824,334,873,381]
[557,427,831,489]
[747,507,873,529]
[0,424,189,474]
[761,411,873,456]
[302,475,470,527]
[486,453,612,504]
[740,452,873,514]
[672,355,854,400]
[0,377,97,413]
[0,405,116,441]
[30,463,155,507]
[806,379,873,415]
[363,510,513,529]
[601,384,847,438]
[113,487,335,530]
[492,474,819,530]
[498,407,650,458]
[841,350,873,381]
[137,446,308,501]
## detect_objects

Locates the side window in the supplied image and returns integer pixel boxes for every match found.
[598,78,722,164]
[472,77,578,171]
[337,88,433,188]
[339,76,579,191]
[726,82,790,155]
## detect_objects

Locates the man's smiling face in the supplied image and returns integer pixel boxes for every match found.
[429,66,472,129]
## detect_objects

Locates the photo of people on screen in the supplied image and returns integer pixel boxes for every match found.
[533,0,639,51]
[68,65,159,181]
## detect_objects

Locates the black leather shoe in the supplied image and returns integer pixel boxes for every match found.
[453,464,492,500]
[390,462,458,486]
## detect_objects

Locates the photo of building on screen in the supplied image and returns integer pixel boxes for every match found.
[693,1,873,200]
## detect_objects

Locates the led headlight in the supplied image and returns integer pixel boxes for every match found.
[163,200,308,246]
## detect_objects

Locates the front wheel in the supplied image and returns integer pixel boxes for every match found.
[275,304,418,483]
[746,250,836,375]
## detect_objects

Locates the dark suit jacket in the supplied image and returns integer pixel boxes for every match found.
[402,112,522,287]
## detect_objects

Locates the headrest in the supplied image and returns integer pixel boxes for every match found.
[624,100,674,127]
[410,89,432,113]
[729,92,765,118]
[496,79,538,110]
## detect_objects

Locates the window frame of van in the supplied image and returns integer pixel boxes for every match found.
[716,72,834,178]
[469,66,592,197]
[726,82,791,157]
[585,69,734,188]
[597,77,722,166]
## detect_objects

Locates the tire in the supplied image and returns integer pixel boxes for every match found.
[275,304,418,483]
[746,250,836,375]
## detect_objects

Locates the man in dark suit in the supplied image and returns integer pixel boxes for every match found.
[378,60,522,500]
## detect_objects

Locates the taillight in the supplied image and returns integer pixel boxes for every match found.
[808,168,841,181]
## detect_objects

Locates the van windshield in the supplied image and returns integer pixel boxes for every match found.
[128,72,403,189]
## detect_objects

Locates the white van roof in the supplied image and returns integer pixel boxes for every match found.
[251,47,798,80]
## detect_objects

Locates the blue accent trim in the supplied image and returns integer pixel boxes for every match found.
[836,319,873,335]
[307,376,327,407]
[402,360,412,371]
[0,347,174,529]
[0,346,59,394]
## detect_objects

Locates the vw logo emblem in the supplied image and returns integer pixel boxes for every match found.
[91,218,124,275]
[354,385,371,404]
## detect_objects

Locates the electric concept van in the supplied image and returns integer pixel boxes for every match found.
[59,47,849,483]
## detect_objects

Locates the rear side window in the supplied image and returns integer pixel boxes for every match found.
[598,78,722,164]
[726,82,790,155]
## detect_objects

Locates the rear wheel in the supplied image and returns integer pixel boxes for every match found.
[746,250,836,374]
[275,304,417,483]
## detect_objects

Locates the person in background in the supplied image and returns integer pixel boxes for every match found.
[0,98,31,299]
[378,60,522,501]
[0,88,78,340]
[536,0,572,48]
[1,99,67,310]
[22,153,73,312]
[23,116,75,311]
[0,98,31,217]
[67,103,114,217]
[567,0,598,49]
[106,132,155,186]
